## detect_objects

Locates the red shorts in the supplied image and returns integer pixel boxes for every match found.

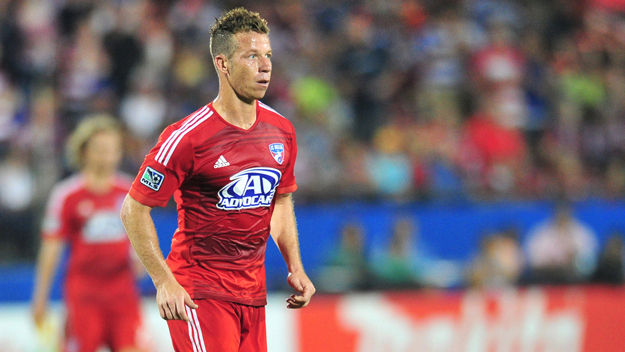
[167,298,266,352]
[63,296,143,352]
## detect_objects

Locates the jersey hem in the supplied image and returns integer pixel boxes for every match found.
[192,290,267,307]
[276,184,297,194]
[129,187,168,208]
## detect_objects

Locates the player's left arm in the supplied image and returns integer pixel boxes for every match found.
[270,193,315,309]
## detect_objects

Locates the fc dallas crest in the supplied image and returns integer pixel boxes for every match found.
[269,143,284,164]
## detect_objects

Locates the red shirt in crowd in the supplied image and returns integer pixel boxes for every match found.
[464,113,527,166]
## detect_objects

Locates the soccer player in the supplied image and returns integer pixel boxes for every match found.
[32,115,146,352]
[120,7,315,352]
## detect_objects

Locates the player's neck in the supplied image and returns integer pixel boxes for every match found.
[212,91,257,130]
[81,168,115,194]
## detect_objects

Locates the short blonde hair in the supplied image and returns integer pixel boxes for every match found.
[210,7,269,62]
[66,114,122,170]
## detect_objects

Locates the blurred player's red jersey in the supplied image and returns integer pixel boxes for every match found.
[42,175,139,300]
[129,101,297,306]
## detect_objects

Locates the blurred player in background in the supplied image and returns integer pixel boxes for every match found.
[32,115,146,352]
[121,7,315,352]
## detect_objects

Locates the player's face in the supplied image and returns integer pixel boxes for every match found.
[83,131,122,174]
[227,31,272,102]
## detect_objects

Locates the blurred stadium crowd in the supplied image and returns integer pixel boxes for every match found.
[316,204,625,292]
[0,0,624,284]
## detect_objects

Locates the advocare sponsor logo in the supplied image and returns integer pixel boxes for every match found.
[217,167,281,210]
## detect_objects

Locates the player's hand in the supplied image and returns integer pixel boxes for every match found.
[31,299,47,328]
[286,271,315,309]
[156,278,198,321]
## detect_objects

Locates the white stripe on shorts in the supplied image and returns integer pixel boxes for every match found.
[191,308,207,352]
[186,306,203,352]
[187,320,198,352]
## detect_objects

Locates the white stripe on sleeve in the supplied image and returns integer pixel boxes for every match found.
[162,111,213,166]
[155,106,209,163]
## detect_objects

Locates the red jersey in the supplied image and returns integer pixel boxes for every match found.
[129,101,297,306]
[42,175,138,301]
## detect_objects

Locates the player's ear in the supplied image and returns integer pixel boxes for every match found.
[215,54,229,75]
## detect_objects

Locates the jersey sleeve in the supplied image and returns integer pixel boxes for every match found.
[276,125,298,194]
[129,124,195,207]
[41,185,72,240]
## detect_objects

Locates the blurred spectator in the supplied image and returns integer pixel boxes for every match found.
[521,30,550,148]
[0,146,35,212]
[336,11,390,142]
[17,0,58,79]
[415,5,485,122]
[120,75,166,141]
[58,16,110,124]
[468,229,524,288]
[0,145,36,260]
[336,139,375,198]
[371,216,439,289]
[317,222,371,292]
[525,203,599,284]
[101,6,144,99]
[471,22,527,129]
[0,72,21,144]
[592,232,625,284]
[367,122,413,198]
[461,94,528,195]
[408,113,465,198]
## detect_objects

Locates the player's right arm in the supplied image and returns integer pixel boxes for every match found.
[121,113,203,321]
[120,195,197,321]
[31,183,71,328]
[32,237,65,327]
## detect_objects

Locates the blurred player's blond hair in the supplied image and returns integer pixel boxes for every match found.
[66,114,122,170]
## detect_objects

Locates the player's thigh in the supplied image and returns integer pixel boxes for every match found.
[239,305,266,352]
[106,300,144,352]
[167,298,240,352]
[64,299,106,352]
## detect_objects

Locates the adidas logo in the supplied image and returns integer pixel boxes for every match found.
[214,155,230,168]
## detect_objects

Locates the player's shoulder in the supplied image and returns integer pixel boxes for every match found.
[162,104,225,145]
[153,104,218,167]
[48,174,86,204]
[163,104,215,136]
[258,101,295,133]
[258,100,289,123]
